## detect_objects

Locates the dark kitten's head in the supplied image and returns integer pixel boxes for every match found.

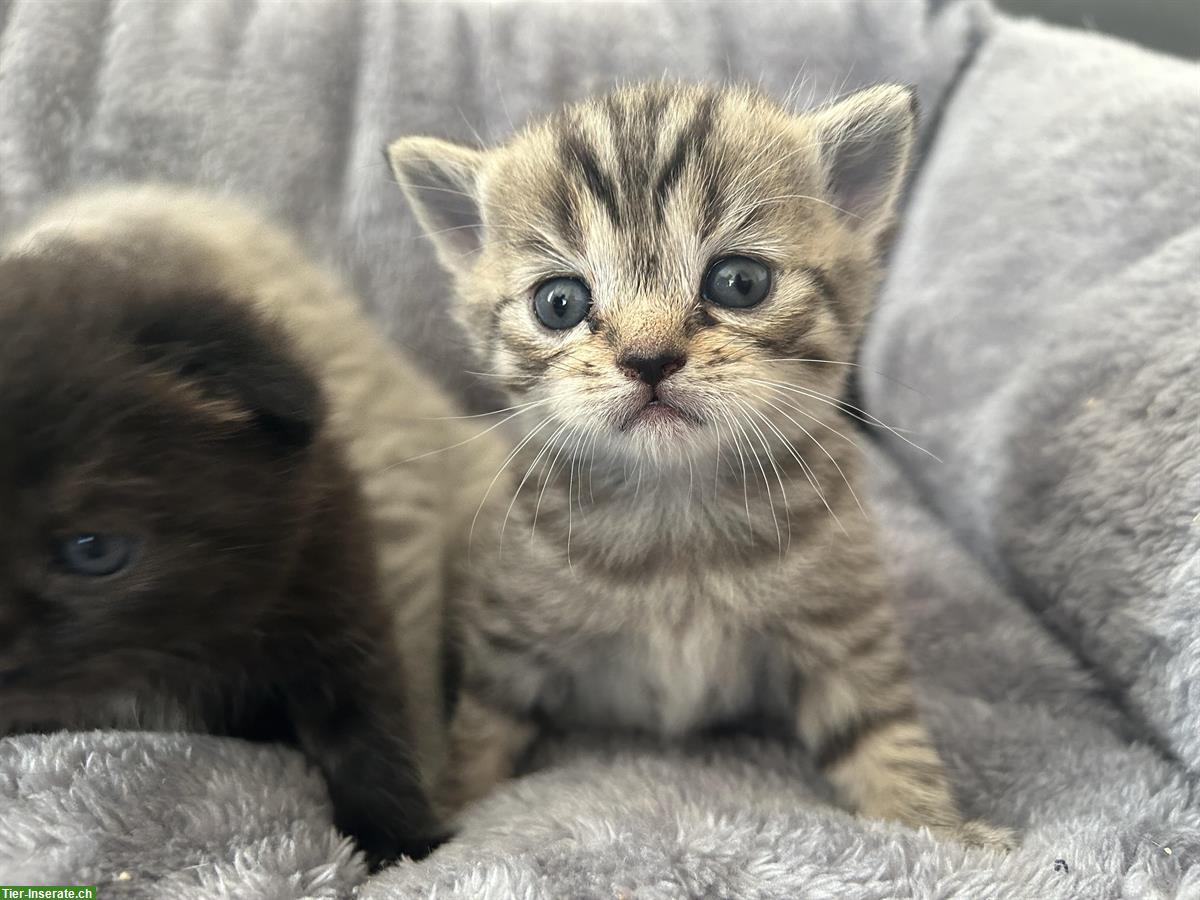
[0,247,324,694]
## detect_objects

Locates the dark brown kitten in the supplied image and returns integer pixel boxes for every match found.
[0,246,445,868]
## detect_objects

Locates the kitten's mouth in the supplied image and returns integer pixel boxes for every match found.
[619,397,698,432]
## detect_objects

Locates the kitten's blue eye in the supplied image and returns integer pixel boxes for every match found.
[56,534,137,577]
[702,256,772,309]
[533,277,591,330]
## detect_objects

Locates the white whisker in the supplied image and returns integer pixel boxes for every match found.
[716,406,754,539]
[747,381,863,451]
[420,397,550,421]
[532,424,577,536]
[746,395,849,534]
[502,420,570,550]
[753,390,865,519]
[394,399,551,466]
[468,414,555,556]
[757,192,860,220]
[762,358,924,395]
[734,399,790,554]
[750,378,940,462]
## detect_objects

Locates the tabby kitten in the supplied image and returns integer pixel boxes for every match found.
[389,82,1011,846]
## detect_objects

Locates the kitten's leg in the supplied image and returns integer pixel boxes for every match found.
[791,623,1014,849]
[283,671,449,870]
[438,691,537,814]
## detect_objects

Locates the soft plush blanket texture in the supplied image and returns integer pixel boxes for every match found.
[2,1,1198,897]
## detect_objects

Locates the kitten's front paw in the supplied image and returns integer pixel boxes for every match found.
[359,829,454,872]
[936,820,1018,851]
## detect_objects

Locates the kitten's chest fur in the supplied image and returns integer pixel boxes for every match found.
[536,615,786,735]
[472,481,809,735]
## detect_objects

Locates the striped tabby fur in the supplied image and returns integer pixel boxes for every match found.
[390,82,1012,847]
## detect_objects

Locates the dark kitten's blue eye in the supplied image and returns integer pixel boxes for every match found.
[702,256,772,308]
[56,534,137,577]
[533,277,591,330]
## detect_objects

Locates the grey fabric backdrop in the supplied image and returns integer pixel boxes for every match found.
[1,1,1198,897]
[863,16,1200,773]
[0,0,981,402]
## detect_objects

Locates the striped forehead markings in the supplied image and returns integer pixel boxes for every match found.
[551,88,724,242]
[652,91,717,224]
[558,129,622,227]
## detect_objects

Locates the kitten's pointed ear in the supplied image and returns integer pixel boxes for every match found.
[134,293,324,454]
[387,137,485,272]
[809,84,918,237]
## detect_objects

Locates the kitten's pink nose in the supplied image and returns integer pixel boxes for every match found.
[618,352,686,387]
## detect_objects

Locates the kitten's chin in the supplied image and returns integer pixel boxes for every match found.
[607,398,716,464]
[619,399,693,432]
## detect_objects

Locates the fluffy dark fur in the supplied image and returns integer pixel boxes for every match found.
[0,247,445,868]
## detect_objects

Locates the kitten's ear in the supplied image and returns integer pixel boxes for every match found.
[808,84,918,236]
[133,293,324,453]
[387,136,485,272]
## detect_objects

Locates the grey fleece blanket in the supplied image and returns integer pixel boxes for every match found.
[2,1,1198,897]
